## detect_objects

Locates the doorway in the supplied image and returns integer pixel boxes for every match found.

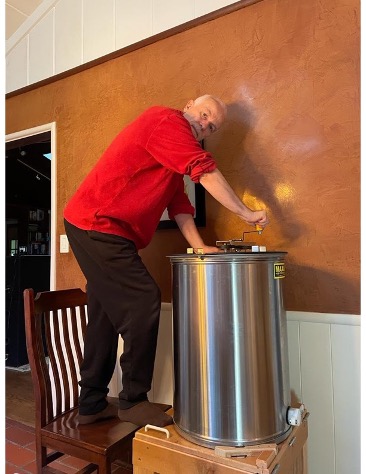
[5,123,56,368]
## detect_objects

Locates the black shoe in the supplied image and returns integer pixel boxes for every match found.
[118,401,173,427]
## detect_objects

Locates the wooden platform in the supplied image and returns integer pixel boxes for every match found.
[133,410,308,474]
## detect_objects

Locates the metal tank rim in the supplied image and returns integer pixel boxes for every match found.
[167,251,287,263]
[173,422,293,449]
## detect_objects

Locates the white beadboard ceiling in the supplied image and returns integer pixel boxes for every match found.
[5,0,44,39]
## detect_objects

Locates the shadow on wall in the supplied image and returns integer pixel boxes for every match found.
[214,102,306,244]
[283,262,359,315]
[203,101,359,315]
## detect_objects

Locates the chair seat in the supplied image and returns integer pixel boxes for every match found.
[41,399,171,458]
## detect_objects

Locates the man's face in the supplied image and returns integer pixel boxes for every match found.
[183,98,226,142]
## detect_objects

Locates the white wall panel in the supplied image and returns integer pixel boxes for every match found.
[6,37,28,93]
[194,0,236,18]
[331,324,361,474]
[115,0,153,50]
[6,0,240,91]
[300,322,335,474]
[108,305,174,405]
[54,0,82,74]
[152,0,194,35]
[83,0,115,63]
[287,320,302,404]
[28,10,54,84]
[108,336,123,397]
[149,304,174,404]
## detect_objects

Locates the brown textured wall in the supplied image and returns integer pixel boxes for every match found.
[6,0,360,314]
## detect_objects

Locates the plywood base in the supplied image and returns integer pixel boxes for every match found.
[133,410,308,474]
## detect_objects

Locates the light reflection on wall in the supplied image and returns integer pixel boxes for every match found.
[242,193,266,210]
[274,183,295,203]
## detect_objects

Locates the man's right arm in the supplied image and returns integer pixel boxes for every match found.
[199,169,269,227]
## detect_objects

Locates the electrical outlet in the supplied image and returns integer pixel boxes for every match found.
[60,234,69,253]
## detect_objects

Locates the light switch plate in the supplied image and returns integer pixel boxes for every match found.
[60,234,69,253]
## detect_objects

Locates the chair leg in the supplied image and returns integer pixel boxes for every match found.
[97,458,112,474]
[37,439,47,472]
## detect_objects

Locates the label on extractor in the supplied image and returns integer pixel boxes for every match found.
[274,262,285,279]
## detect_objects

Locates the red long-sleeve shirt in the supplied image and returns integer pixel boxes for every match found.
[64,106,217,249]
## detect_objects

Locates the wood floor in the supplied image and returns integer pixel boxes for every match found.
[6,368,35,427]
[6,370,133,473]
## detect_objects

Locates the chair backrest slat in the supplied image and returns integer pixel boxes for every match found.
[36,312,53,427]
[43,311,59,421]
[69,307,83,405]
[48,309,64,416]
[24,288,88,426]
[60,307,75,410]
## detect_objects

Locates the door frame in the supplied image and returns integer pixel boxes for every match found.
[6,122,57,290]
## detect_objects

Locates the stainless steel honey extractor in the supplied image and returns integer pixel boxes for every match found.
[169,252,292,448]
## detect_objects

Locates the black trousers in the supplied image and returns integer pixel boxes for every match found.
[64,219,161,414]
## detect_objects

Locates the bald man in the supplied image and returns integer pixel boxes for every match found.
[64,95,269,427]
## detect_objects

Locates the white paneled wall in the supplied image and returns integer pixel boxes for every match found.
[287,313,361,474]
[28,9,54,84]
[6,37,28,92]
[300,322,336,473]
[54,0,82,74]
[331,325,361,474]
[115,0,153,49]
[108,302,174,406]
[152,0,194,35]
[109,305,361,474]
[6,0,239,94]
[83,0,115,63]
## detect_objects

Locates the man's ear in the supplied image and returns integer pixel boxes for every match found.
[184,99,194,111]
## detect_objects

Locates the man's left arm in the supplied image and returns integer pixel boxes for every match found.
[174,213,219,254]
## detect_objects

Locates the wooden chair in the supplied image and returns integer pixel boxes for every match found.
[23,287,154,474]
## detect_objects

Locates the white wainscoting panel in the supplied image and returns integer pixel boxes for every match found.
[287,312,360,474]
[299,322,336,474]
[331,324,360,474]
[109,306,360,474]
[287,320,302,404]
[108,302,174,404]
[148,303,175,404]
